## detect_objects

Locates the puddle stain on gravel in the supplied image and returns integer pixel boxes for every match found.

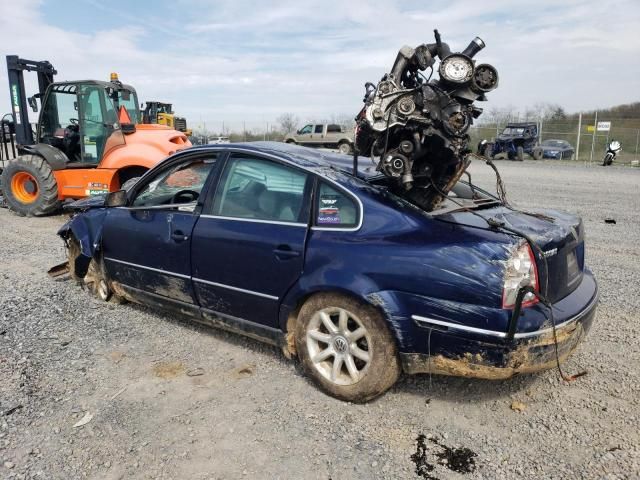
[411,434,477,479]
[152,361,186,379]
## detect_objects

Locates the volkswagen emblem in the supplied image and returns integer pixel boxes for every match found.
[333,336,348,353]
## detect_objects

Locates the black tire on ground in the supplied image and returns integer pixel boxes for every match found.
[294,292,401,402]
[507,151,515,160]
[484,142,494,159]
[532,148,543,160]
[121,176,140,191]
[285,139,296,144]
[0,154,61,216]
[338,141,352,155]
[516,146,524,161]
[602,153,613,166]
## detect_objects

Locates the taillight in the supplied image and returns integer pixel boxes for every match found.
[502,242,539,309]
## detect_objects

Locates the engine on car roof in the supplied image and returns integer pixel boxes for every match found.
[355,29,499,211]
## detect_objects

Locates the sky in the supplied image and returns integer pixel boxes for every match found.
[0,0,639,132]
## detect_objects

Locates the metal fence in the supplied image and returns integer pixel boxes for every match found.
[470,114,640,164]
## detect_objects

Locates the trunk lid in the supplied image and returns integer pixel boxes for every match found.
[436,206,584,303]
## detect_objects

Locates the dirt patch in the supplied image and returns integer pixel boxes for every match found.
[152,361,185,379]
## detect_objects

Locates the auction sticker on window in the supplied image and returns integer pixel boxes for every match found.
[318,195,341,224]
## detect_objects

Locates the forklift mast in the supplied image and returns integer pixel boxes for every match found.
[6,56,57,146]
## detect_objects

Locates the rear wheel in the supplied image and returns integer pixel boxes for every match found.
[338,141,352,155]
[1,155,60,216]
[295,293,401,402]
[483,142,494,159]
[532,148,543,160]
[516,146,524,161]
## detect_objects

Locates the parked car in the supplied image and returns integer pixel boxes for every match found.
[532,139,575,160]
[208,136,230,144]
[284,124,354,155]
[59,142,598,402]
[481,122,539,161]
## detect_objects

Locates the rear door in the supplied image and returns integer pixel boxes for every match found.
[191,153,312,327]
[102,153,219,305]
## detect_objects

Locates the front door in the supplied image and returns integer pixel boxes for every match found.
[192,153,312,326]
[297,124,313,145]
[102,154,219,305]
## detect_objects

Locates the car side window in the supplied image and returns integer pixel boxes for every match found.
[314,125,323,134]
[327,124,341,133]
[211,156,309,223]
[299,125,312,134]
[315,181,358,228]
[131,156,217,210]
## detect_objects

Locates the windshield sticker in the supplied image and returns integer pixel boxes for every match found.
[318,195,341,224]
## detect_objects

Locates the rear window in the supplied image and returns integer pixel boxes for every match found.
[315,182,358,228]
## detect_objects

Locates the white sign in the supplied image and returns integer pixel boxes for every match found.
[597,121,611,132]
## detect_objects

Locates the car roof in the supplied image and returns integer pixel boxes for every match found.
[184,141,380,180]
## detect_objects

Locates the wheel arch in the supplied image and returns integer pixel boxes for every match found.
[279,283,403,358]
[57,209,108,279]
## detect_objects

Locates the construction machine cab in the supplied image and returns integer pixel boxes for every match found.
[38,80,139,166]
[142,101,174,128]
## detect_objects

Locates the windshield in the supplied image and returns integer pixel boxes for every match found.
[502,127,525,135]
[542,140,565,147]
[117,89,140,124]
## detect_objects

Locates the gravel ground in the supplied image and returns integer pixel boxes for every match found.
[0,160,639,480]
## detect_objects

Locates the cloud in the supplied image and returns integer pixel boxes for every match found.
[1,0,639,132]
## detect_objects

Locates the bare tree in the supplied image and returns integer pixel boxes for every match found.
[277,113,299,134]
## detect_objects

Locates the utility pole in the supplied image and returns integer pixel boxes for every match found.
[590,111,597,163]
[576,112,582,163]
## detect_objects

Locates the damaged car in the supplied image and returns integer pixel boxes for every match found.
[58,141,598,402]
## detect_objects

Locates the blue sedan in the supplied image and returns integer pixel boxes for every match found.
[59,142,598,401]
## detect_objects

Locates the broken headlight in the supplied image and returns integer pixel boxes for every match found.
[502,242,539,309]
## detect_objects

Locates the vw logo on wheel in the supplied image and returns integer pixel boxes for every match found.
[333,336,348,353]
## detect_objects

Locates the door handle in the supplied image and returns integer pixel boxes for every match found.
[171,230,189,242]
[273,245,301,260]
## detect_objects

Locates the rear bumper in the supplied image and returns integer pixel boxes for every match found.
[401,279,598,379]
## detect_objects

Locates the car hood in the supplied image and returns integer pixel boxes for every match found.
[63,194,108,212]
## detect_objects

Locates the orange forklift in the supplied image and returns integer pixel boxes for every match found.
[1,56,191,216]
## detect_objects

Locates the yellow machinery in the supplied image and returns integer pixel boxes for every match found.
[142,101,192,136]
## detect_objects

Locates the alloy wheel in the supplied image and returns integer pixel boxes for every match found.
[306,307,372,386]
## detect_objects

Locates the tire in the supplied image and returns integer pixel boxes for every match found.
[602,153,613,166]
[516,146,524,161]
[0,154,61,216]
[532,148,543,160]
[483,142,494,159]
[121,176,140,191]
[507,151,515,161]
[285,139,296,145]
[67,235,120,303]
[338,141,352,155]
[294,293,401,402]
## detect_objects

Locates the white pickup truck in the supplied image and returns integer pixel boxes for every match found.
[284,123,354,154]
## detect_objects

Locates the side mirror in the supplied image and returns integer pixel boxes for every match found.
[28,96,38,113]
[105,189,127,207]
